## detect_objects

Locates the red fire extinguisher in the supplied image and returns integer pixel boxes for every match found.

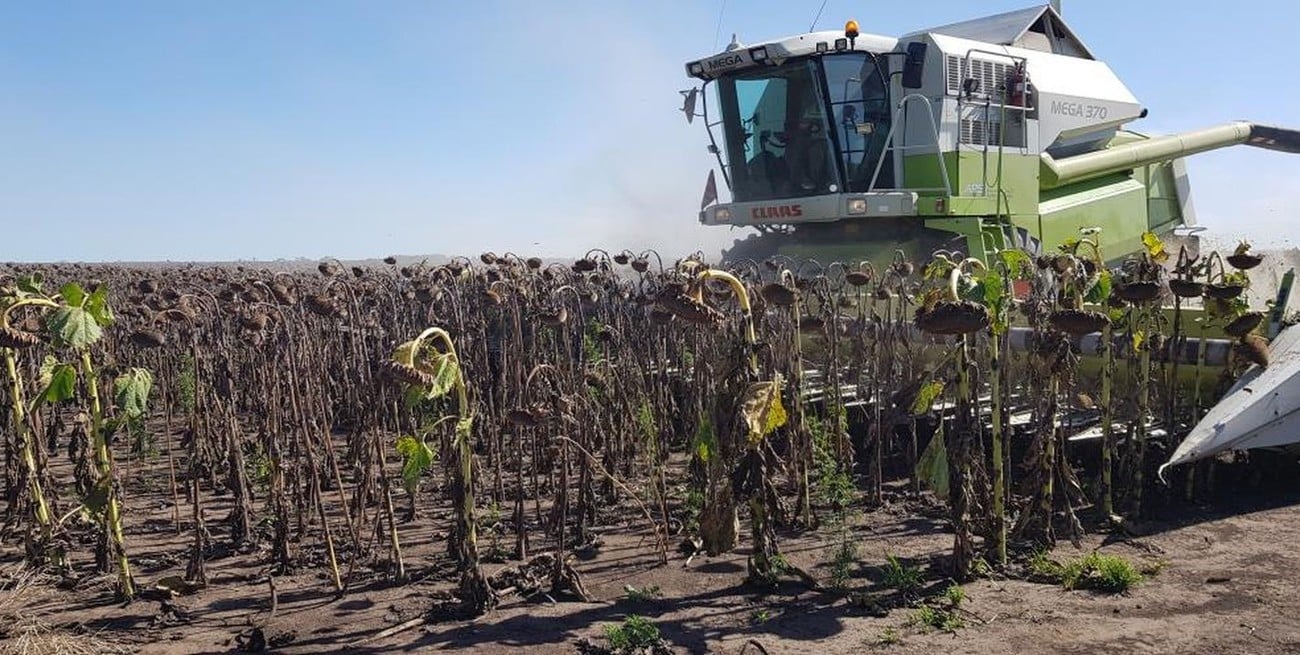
[1006,63,1028,107]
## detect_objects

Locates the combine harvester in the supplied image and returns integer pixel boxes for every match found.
[679,4,1300,474]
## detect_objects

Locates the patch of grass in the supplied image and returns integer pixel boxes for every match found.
[942,583,966,607]
[1140,557,1169,577]
[1061,552,1143,593]
[1028,549,1064,581]
[603,615,662,654]
[749,608,772,624]
[880,554,923,593]
[1032,551,1145,593]
[621,584,662,602]
[911,605,964,632]
[874,627,902,646]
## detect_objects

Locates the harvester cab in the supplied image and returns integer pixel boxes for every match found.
[683,4,1300,268]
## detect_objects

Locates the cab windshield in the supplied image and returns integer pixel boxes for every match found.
[715,53,892,202]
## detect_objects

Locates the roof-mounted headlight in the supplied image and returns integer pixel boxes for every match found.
[749,47,768,63]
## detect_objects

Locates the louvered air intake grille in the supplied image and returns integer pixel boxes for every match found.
[946,55,1012,97]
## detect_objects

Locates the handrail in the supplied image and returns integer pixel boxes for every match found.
[868,93,952,194]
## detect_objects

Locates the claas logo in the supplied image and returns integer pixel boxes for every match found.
[751,205,803,220]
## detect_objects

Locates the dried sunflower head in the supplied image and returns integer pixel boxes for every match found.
[380,359,435,386]
[914,300,990,336]
[240,313,269,332]
[305,294,342,318]
[1237,334,1270,368]
[0,325,41,349]
[539,306,568,327]
[845,271,872,287]
[129,329,167,348]
[270,283,297,305]
[759,283,797,308]
[655,286,723,325]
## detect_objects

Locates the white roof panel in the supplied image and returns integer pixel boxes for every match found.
[908,5,1094,59]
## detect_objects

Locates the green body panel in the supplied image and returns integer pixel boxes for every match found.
[1037,173,1150,260]
[1139,160,1184,233]
[903,151,1040,217]
[896,147,1184,264]
[731,136,1190,269]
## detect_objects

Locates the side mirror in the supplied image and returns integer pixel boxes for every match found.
[681,88,699,124]
[902,42,927,89]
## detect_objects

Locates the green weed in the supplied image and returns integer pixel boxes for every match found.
[874,627,902,646]
[880,554,923,593]
[1028,549,1063,581]
[1140,558,1169,577]
[829,539,859,590]
[603,615,662,653]
[942,583,966,607]
[1033,551,1145,593]
[809,412,855,509]
[621,584,662,602]
[682,489,704,533]
[911,605,964,632]
[1061,552,1143,592]
[769,553,792,576]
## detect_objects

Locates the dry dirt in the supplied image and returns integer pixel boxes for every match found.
[5,461,1300,655]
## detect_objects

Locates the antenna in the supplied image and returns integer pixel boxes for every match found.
[712,0,728,50]
[809,0,830,31]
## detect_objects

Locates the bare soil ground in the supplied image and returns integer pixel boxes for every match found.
[6,456,1300,655]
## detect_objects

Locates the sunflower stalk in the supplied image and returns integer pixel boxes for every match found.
[80,348,135,600]
[2,297,61,567]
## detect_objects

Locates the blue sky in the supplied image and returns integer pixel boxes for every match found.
[2,1,1297,262]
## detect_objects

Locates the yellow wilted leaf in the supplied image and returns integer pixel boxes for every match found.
[1132,329,1146,351]
[739,376,788,444]
[1141,231,1169,264]
[911,380,945,416]
[764,392,787,436]
[392,340,417,366]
